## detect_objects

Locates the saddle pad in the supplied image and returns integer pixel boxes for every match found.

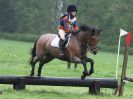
[51,35,71,48]
[51,36,60,47]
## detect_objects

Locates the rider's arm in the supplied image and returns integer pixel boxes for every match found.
[59,16,67,31]
[73,20,79,31]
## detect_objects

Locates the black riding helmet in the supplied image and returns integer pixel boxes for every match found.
[67,4,77,12]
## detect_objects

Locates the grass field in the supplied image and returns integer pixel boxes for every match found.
[0,39,133,99]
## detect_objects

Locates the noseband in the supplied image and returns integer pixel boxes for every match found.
[87,30,98,52]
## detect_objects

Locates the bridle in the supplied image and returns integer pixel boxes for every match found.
[87,30,99,53]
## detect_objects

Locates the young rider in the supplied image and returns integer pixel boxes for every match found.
[58,4,79,57]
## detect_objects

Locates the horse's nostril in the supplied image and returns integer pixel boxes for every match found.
[93,51,97,55]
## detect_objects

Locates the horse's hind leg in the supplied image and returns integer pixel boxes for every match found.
[37,54,54,76]
[74,63,77,70]
[37,59,45,76]
[30,56,38,76]
[67,62,71,69]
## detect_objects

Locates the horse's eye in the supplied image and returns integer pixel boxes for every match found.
[92,37,95,40]
[97,38,99,42]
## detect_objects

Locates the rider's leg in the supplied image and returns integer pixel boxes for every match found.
[58,29,66,57]
[59,39,65,56]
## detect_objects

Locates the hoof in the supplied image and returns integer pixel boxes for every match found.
[36,74,41,77]
[29,74,34,76]
[67,68,70,70]
[81,75,86,80]
[83,71,89,75]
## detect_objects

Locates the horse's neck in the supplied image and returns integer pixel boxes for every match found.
[68,35,88,58]
[75,34,88,58]
[67,35,80,53]
[80,42,88,58]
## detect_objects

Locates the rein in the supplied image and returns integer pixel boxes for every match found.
[80,42,89,59]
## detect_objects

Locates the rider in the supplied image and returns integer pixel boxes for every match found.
[58,4,79,57]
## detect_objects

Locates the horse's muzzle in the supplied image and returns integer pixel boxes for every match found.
[90,47,98,55]
[92,51,97,55]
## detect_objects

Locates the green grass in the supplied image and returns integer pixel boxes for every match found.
[0,39,133,99]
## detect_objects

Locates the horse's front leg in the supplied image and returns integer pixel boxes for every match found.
[86,58,94,76]
[81,61,89,80]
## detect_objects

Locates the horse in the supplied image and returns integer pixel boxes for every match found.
[29,25,101,79]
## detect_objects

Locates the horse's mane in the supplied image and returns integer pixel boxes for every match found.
[79,25,93,31]
[72,25,93,35]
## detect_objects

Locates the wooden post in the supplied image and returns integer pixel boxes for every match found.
[89,80,101,94]
[118,45,129,96]
[13,78,26,90]
[114,32,131,96]
[114,45,129,96]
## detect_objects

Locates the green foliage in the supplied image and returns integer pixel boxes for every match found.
[0,0,133,51]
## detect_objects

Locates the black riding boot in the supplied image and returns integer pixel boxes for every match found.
[59,39,65,57]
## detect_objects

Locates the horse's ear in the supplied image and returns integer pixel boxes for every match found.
[98,28,102,35]
[99,28,102,32]
[91,28,95,35]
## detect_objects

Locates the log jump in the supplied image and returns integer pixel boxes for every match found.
[0,76,118,94]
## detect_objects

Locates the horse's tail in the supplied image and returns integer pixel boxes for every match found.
[28,40,37,66]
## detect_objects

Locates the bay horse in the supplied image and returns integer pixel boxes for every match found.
[29,25,101,79]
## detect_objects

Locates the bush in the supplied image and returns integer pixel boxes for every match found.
[0,32,39,42]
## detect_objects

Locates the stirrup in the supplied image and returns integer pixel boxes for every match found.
[60,53,65,57]
[59,51,65,57]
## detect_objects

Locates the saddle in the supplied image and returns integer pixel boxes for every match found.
[51,33,71,48]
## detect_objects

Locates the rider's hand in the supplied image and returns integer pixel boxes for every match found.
[69,21,74,25]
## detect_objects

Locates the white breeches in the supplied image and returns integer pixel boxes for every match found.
[58,29,66,40]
